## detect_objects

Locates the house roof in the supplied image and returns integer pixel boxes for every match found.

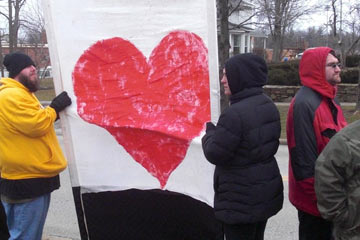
[250,31,268,38]
[228,21,254,33]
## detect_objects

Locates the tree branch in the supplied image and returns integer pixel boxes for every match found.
[229,0,243,16]
[346,35,360,56]
[229,11,259,30]
[0,11,9,20]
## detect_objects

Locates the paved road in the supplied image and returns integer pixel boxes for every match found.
[43,133,298,240]
[264,144,298,240]
[42,134,81,240]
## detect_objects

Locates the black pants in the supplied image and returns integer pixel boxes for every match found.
[0,202,9,240]
[298,210,332,240]
[223,220,267,240]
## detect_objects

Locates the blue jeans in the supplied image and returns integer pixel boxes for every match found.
[2,194,51,240]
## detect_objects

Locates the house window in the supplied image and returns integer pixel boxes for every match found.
[233,35,241,55]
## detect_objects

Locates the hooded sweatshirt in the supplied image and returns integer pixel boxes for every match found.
[286,47,347,216]
[202,54,283,224]
[0,78,67,199]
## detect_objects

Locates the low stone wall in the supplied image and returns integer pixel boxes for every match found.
[264,85,299,102]
[337,84,358,102]
[264,84,358,102]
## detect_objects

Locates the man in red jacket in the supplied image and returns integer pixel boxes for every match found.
[286,47,347,240]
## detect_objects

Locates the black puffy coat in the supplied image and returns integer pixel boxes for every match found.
[202,54,283,224]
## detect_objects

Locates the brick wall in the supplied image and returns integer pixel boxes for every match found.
[264,84,358,102]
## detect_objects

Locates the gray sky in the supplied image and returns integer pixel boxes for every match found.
[0,0,357,34]
[296,0,354,31]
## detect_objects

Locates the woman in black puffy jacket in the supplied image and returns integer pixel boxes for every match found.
[202,53,283,240]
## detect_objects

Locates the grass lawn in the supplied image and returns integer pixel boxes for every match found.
[35,77,56,101]
[277,105,360,139]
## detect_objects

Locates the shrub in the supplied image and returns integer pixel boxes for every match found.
[267,60,359,85]
[341,68,359,84]
[268,69,288,85]
[267,60,301,85]
[346,55,360,68]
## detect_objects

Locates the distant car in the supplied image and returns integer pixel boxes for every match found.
[296,48,316,59]
[296,52,303,59]
[38,66,52,78]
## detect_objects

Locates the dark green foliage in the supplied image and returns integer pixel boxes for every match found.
[346,55,360,68]
[341,68,360,84]
[267,60,301,85]
[267,60,359,85]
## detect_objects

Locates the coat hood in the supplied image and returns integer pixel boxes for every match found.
[0,78,27,91]
[225,53,267,95]
[0,78,31,95]
[299,47,336,99]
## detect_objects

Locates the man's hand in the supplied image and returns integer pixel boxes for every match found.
[50,91,72,114]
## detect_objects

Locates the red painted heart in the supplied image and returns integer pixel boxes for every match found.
[72,30,210,188]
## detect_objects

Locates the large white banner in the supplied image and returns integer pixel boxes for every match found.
[43,0,219,206]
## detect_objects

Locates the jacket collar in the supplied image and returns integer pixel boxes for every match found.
[0,78,30,93]
[230,87,263,104]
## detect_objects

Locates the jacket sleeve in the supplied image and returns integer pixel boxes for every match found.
[201,108,242,166]
[291,99,318,181]
[315,134,351,228]
[2,90,57,137]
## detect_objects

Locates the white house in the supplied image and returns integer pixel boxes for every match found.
[227,0,265,56]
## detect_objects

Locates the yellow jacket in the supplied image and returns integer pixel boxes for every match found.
[0,78,67,180]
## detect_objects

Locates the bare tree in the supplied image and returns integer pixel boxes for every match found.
[345,4,360,57]
[217,0,230,111]
[329,0,347,63]
[21,0,44,42]
[0,0,27,52]
[330,0,338,38]
[328,1,360,65]
[217,0,259,111]
[351,3,360,112]
[256,0,313,62]
[21,0,50,78]
[0,0,26,76]
[357,60,360,112]
[0,29,6,77]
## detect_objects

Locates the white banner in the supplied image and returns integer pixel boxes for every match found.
[42,0,219,206]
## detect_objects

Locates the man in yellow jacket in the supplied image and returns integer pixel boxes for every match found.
[0,52,71,240]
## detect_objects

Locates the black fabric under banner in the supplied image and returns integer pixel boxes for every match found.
[72,187,223,240]
[72,187,88,240]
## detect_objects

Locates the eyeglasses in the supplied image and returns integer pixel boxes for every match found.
[326,63,342,69]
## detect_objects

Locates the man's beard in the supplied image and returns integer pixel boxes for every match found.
[18,73,39,92]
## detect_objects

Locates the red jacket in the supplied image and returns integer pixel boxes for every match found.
[286,47,347,216]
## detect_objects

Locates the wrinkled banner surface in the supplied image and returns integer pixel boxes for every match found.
[42,0,220,238]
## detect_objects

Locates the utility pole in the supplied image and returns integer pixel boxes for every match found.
[339,0,342,44]
[325,5,330,46]
[339,0,345,65]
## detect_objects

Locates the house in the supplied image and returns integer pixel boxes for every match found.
[0,42,51,78]
[0,29,51,78]
[227,0,265,56]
